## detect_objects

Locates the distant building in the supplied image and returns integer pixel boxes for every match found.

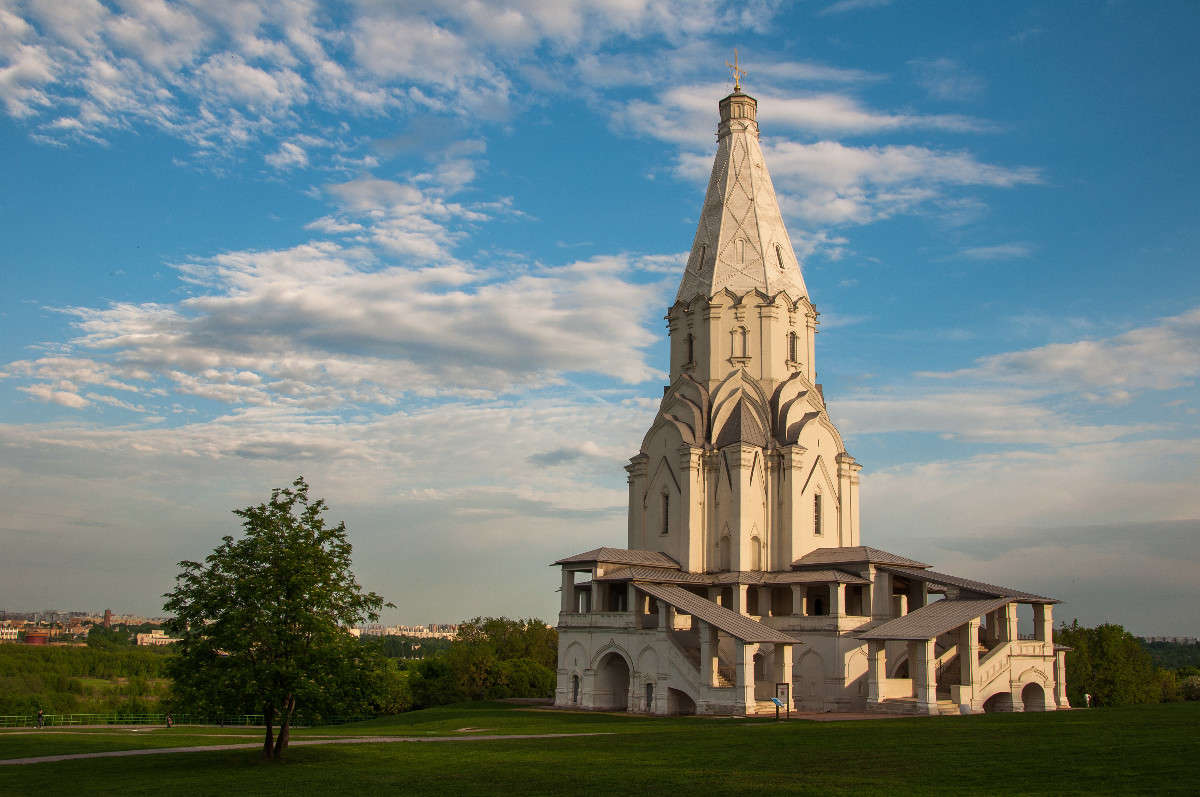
[103,609,112,629]
[135,629,179,646]
[1140,636,1199,645]
[0,627,18,643]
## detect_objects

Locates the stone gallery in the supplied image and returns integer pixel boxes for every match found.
[552,79,1069,717]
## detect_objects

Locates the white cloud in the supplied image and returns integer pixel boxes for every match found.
[956,243,1033,260]
[265,139,308,169]
[819,0,894,15]
[909,57,985,101]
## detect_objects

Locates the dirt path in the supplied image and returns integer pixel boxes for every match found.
[0,732,610,766]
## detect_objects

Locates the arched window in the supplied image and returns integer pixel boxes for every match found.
[737,239,746,263]
[661,493,670,535]
[788,331,799,363]
[813,493,823,536]
[572,675,581,704]
[686,333,695,365]
[776,244,786,270]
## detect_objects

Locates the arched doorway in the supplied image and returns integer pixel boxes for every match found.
[667,688,696,715]
[593,653,631,711]
[1021,682,1047,712]
[983,692,1013,713]
[571,674,580,705]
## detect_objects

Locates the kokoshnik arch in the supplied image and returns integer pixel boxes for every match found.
[551,78,1069,717]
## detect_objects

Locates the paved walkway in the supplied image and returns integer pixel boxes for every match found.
[0,732,609,766]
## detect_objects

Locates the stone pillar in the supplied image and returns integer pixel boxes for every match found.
[1034,603,1053,643]
[708,586,723,607]
[627,583,637,616]
[560,569,574,614]
[700,622,717,688]
[758,586,772,617]
[872,569,892,619]
[836,455,853,547]
[625,454,648,549]
[757,302,779,382]
[829,583,845,619]
[1003,603,1018,643]
[1055,649,1071,708]
[959,619,980,688]
[678,445,704,570]
[910,639,937,714]
[736,584,750,615]
[735,640,756,711]
[774,643,794,696]
[805,310,817,383]
[657,600,668,633]
[790,585,804,616]
[581,668,597,709]
[866,640,885,704]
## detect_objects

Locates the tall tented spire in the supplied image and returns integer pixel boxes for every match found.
[676,90,808,302]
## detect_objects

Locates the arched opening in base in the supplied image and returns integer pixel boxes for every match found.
[982,692,1014,713]
[667,688,696,715]
[593,653,631,711]
[1021,682,1047,712]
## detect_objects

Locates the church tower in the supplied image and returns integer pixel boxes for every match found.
[626,87,861,573]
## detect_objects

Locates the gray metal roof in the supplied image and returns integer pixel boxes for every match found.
[636,583,800,644]
[594,566,709,584]
[857,598,1011,641]
[880,566,1057,604]
[791,546,930,569]
[552,547,680,568]
[599,568,869,586]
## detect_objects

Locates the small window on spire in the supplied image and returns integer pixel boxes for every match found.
[813,493,823,536]
[686,333,695,365]
[776,244,786,270]
[661,493,670,535]
[788,332,799,363]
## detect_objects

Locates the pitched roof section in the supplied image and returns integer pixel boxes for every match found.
[791,546,930,570]
[676,91,808,303]
[552,548,679,568]
[857,598,1011,641]
[636,583,799,644]
[881,566,1057,604]
[596,567,868,586]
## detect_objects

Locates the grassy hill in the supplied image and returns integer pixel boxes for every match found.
[0,644,172,716]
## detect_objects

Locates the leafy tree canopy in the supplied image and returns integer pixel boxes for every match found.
[163,477,389,759]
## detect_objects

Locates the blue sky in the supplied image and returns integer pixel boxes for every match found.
[1,0,1198,634]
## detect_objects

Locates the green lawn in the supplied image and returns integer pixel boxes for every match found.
[1,702,1197,795]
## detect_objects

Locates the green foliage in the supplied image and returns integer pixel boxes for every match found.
[1056,620,1162,707]
[0,645,172,715]
[359,634,451,660]
[163,477,389,759]
[406,617,558,707]
[1140,640,1200,670]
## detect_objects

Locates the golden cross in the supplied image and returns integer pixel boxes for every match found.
[726,49,746,91]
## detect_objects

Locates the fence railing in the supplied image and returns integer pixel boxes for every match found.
[0,713,371,729]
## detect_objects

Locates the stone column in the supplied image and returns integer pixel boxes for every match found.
[790,585,804,616]
[872,569,892,619]
[829,583,845,619]
[735,640,756,712]
[1003,603,1018,643]
[657,600,668,633]
[699,621,717,688]
[866,640,885,705]
[560,569,574,614]
[775,643,794,699]
[1034,603,1053,643]
[736,584,750,615]
[836,455,853,547]
[678,445,704,570]
[758,586,772,617]
[911,639,937,714]
[1055,649,1071,708]
[959,619,980,688]
[625,455,648,549]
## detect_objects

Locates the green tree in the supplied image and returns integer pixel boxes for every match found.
[1056,621,1160,707]
[163,477,389,759]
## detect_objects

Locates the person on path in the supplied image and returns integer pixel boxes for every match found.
[36,709,43,729]
[166,712,173,728]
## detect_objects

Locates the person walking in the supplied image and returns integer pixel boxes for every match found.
[36,709,44,729]
[165,712,173,728]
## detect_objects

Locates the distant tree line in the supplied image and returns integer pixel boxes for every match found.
[1057,621,1200,706]
[0,645,172,715]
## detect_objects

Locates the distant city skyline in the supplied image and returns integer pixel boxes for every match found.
[1,2,1198,634]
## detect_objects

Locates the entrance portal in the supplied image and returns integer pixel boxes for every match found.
[593,652,631,711]
[1021,682,1047,712]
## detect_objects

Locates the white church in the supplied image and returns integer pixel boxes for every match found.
[552,81,1070,717]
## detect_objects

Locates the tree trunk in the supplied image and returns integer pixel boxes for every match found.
[272,694,295,760]
[262,705,275,760]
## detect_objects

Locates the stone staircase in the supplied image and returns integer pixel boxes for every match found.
[672,632,735,687]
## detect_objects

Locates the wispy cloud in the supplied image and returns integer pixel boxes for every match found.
[909,57,985,101]
[956,243,1033,260]
[819,0,895,15]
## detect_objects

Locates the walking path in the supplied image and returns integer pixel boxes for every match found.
[0,732,610,766]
